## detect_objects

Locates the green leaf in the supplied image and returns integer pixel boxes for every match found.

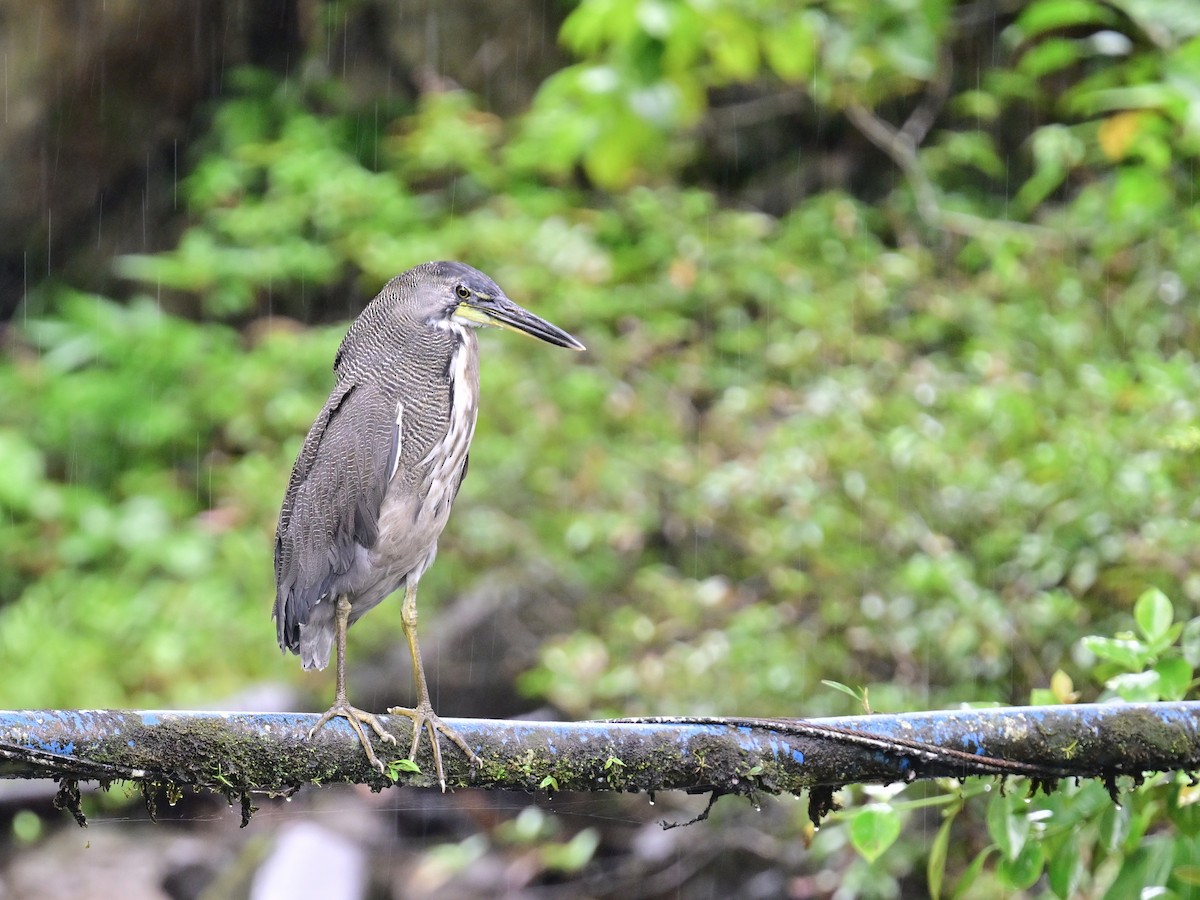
[1105,836,1175,897]
[764,14,817,82]
[1067,82,1183,118]
[927,812,955,899]
[848,804,902,863]
[1013,0,1118,41]
[385,757,422,782]
[987,789,1030,860]
[996,840,1046,890]
[1047,831,1085,898]
[1018,37,1084,79]
[821,679,870,710]
[1082,635,1152,672]
[821,679,857,697]
[1100,799,1131,851]
[950,847,996,900]
[933,131,1006,179]
[542,828,601,873]
[1153,655,1193,701]
[1107,669,1165,702]
[950,88,1001,121]
[0,430,46,513]
[1175,864,1200,887]
[1108,166,1175,229]
[1135,588,1175,643]
[706,10,760,82]
[1181,618,1200,668]
[559,0,630,54]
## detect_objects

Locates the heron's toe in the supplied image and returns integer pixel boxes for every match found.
[387,704,479,789]
[308,702,393,772]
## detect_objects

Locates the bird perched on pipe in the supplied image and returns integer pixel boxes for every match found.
[274,261,584,788]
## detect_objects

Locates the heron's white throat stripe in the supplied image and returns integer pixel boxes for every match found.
[389,401,403,481]
[420,332,477,483]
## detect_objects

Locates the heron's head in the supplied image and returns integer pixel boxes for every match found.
[414,261,585,351]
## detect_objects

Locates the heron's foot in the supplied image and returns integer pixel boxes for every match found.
[386,702,481,791]
[308,701,398,773]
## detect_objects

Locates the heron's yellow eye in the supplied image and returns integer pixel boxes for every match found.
[455,284,471,300]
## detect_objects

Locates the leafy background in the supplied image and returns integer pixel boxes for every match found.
[2,0,1199,896]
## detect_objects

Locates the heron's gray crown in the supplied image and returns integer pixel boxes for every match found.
[384,260,505,323]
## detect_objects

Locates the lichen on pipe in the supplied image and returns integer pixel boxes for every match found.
[0,703,1197,827]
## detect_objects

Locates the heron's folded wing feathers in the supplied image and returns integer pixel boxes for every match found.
[273,380,397,652]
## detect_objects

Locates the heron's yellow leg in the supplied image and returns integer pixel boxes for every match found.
[307,595,396,772]
[387,581,481,790]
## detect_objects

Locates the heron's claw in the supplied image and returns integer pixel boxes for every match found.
[386,702,480,790]
[308,702,397,773]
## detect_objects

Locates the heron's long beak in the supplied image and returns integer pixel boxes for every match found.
[456,297,585,351]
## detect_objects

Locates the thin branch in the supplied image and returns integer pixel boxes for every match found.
[705,90,810,129]
[843,50,1061,245]
[900,46,956,150]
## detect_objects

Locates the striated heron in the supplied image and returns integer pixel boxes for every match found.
[274,261,584,788]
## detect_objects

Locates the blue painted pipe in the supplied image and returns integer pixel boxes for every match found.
[0,703,1196,795]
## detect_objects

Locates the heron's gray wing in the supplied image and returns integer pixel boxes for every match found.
[273,380,398,653]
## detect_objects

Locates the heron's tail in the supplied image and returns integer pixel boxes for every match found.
[297,598,335,670]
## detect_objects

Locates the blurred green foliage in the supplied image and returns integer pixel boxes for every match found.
[514,0,952,185]
[3,0,1200,893]
[0,295,338,704]
[836,589,1200,897]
